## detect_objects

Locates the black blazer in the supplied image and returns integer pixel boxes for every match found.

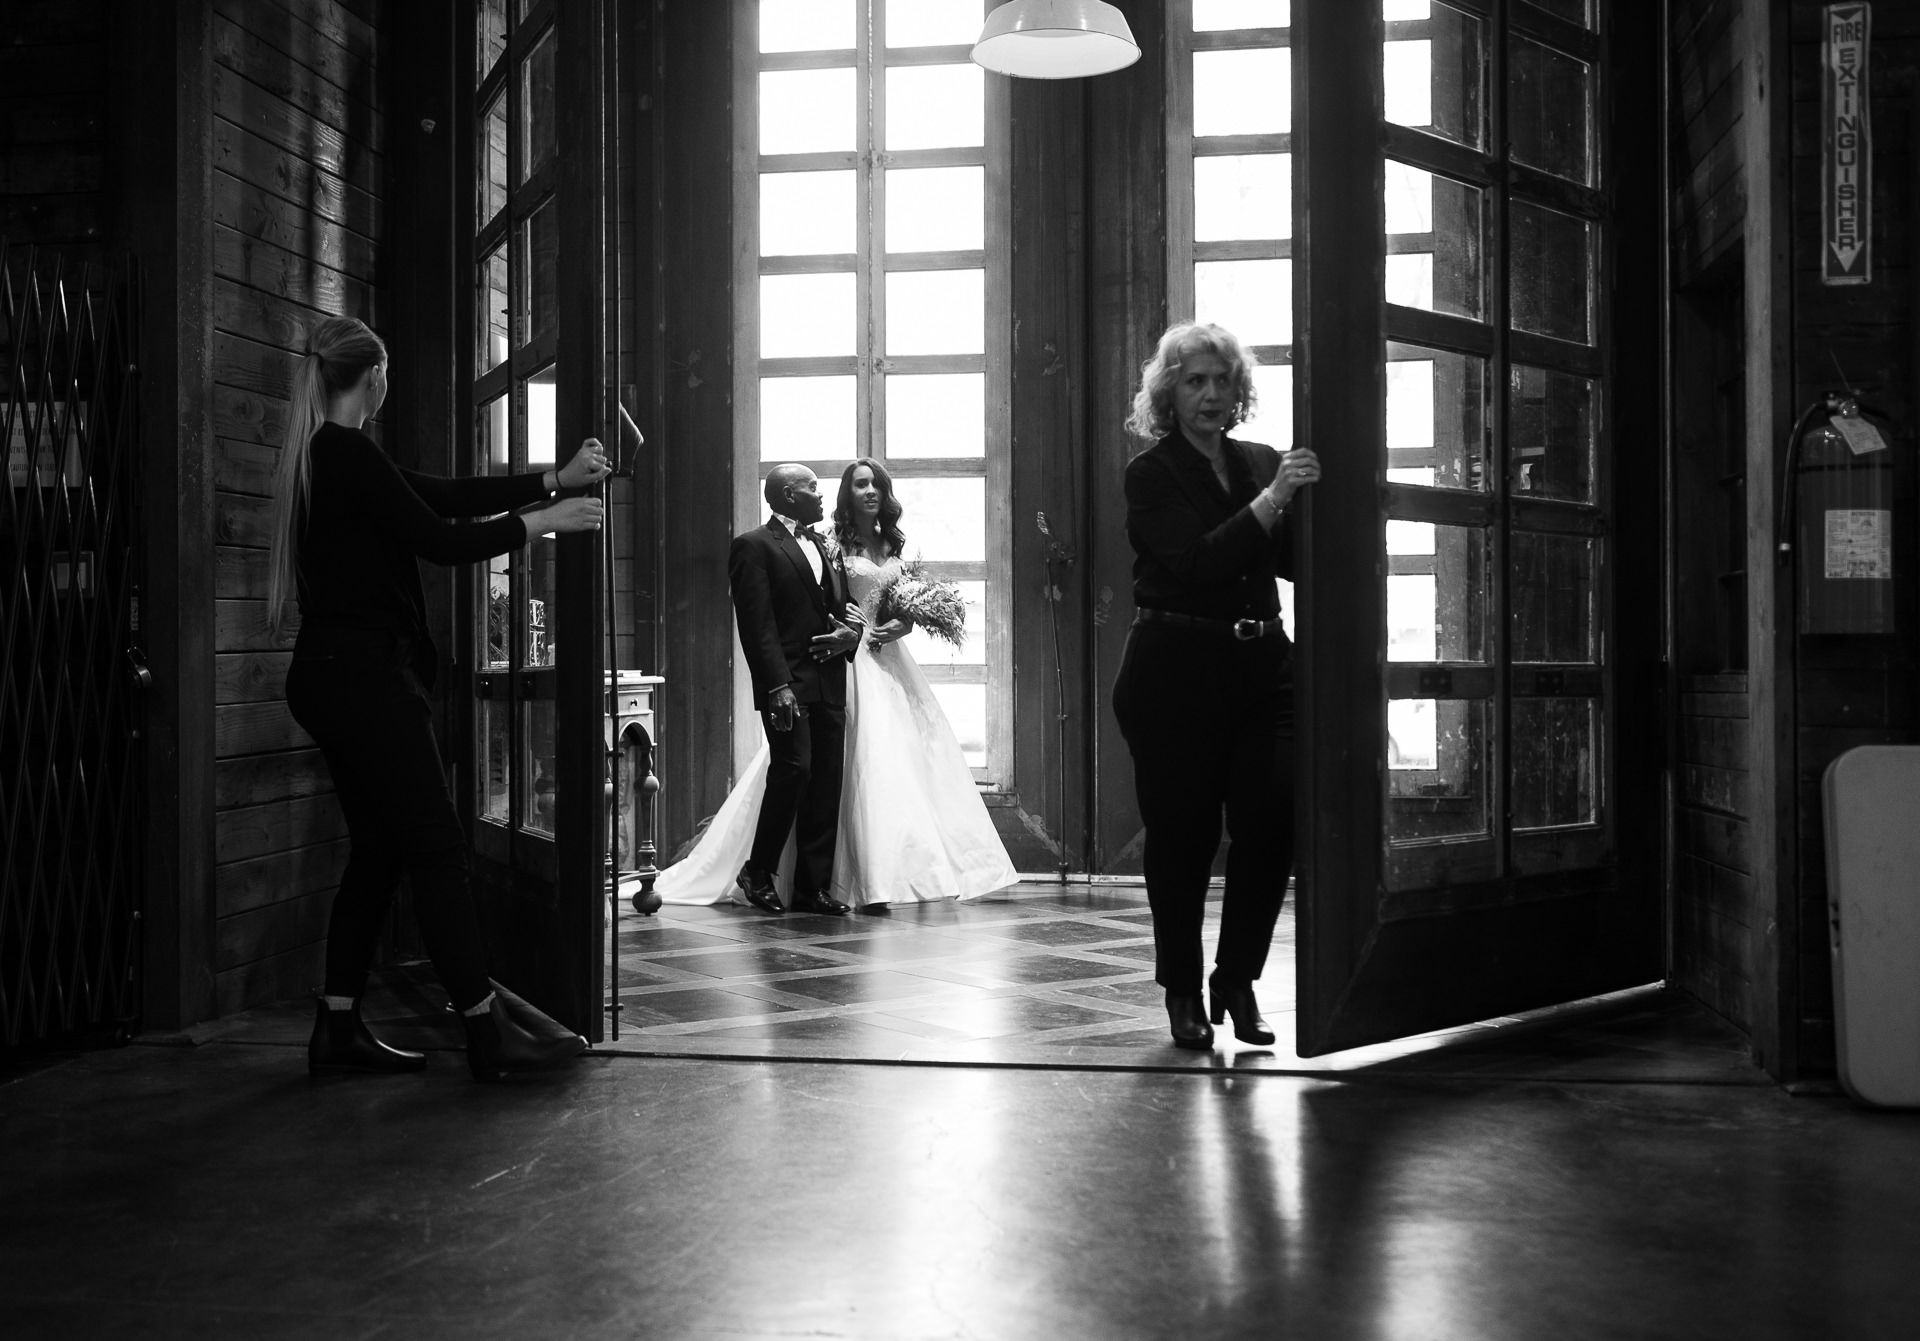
[728,518,855,710]
[1123,430,1294,627]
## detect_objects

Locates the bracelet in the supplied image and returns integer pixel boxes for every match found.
[543,468,559,493]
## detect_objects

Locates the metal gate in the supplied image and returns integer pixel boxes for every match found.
[1,245,144,1046]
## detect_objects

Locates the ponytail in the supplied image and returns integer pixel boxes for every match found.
[267,316,387,637]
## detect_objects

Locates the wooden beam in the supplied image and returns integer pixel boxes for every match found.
[1609,0,1672,995]
[1741,0,1795,1081]
[114,0,218,1031]
[380,0,455,760]
[657,1,737,854]
[1007,73,1086,871]
[1086,0,1168,873]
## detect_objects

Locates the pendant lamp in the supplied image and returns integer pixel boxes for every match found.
[971,0,1141,80]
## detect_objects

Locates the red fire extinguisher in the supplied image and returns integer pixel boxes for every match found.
[1778,394,1897,635]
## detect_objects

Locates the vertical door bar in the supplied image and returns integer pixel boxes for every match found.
[554,0,609,1039]
[1293,0,1386,1053]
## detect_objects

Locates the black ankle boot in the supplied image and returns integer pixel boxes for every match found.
[1208,972,1276,1046]
[1165,991,1215,1051]
[461,982,588,1082]
[308,999,427,1075]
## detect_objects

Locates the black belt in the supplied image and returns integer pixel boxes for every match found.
[1133,608,1285,641]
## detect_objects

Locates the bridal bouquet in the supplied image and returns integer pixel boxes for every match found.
[875,557,969,649]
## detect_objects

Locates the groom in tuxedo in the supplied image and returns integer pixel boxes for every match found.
[728,464,863,915]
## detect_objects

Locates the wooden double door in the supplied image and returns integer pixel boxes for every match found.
[1289,2,1663,1054]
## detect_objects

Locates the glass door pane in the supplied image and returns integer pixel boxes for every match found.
[523,699,557,835]
[520,24,557,181]
[1384,2,1485,150]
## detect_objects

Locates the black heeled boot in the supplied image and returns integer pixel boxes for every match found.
[461,980,588,1082]
[1166,991,1215,1051]
[1208,972,1276,1046]
[308,999,427,1075]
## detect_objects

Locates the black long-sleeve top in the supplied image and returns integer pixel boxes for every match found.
[1124,429,1295,628]
[294,421,550,647]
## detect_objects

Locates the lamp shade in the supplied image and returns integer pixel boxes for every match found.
[971,0,1141,80]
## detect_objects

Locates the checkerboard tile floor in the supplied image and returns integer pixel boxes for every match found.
[599,882,1252,1063]
[182,884,1760,1084]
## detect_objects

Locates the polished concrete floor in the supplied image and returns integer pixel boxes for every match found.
[4,889,1918,1340]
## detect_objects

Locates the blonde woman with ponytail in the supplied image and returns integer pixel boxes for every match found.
[276,315,610,1082]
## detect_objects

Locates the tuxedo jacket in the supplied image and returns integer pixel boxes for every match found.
[728,518,855,710]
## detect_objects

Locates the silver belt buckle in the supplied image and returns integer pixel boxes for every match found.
[1232,618,1261,641]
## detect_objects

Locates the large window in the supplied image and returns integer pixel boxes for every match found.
[471,0,563,856]
[733,0,1011,781]
[1166,1,1296,454]
[1166,0,1297,627]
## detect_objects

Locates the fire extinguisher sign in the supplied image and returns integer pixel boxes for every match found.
[1822,4,1871,286]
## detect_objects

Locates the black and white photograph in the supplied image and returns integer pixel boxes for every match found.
[3,1,1918,1336]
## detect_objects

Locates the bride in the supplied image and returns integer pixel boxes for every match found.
[657,458,1016,910]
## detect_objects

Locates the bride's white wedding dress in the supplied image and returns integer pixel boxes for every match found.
[655,550,1017,909]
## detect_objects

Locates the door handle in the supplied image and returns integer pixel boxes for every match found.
[126,648,152,741]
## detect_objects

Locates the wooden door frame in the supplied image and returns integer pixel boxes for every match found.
[449,0,613,1038]
[1292,0,1387,1054]
[119,0,217,1032]
[550,0,612,1039]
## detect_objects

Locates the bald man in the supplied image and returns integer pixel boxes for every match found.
[727,465,863,915]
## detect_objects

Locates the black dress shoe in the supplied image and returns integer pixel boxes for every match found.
[1165,991,1215,1051]
[1208,972,1276,1046]
[462,983,588,1083]
[789,889,851,916]
[736,868,785,914]
[308,999,427,1076]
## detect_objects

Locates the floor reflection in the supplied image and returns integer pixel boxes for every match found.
[7,1010,1914,1337]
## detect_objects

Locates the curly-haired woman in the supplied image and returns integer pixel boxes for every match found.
[1111,321,1319,1051]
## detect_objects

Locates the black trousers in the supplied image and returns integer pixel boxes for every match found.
[285,647,492,1011]
[1111,622,1295,995]
[748,700,846,895]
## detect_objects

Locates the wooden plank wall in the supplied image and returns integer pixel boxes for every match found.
[0,0,110,268]
[1675,675,1753,1027]
[1667,0,1754,1032]
[1785,1,1920,1075]
[205,0,387,1015]
[1671,0,1745,287]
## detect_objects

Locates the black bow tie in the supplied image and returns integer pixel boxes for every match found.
[798,525,824,543]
